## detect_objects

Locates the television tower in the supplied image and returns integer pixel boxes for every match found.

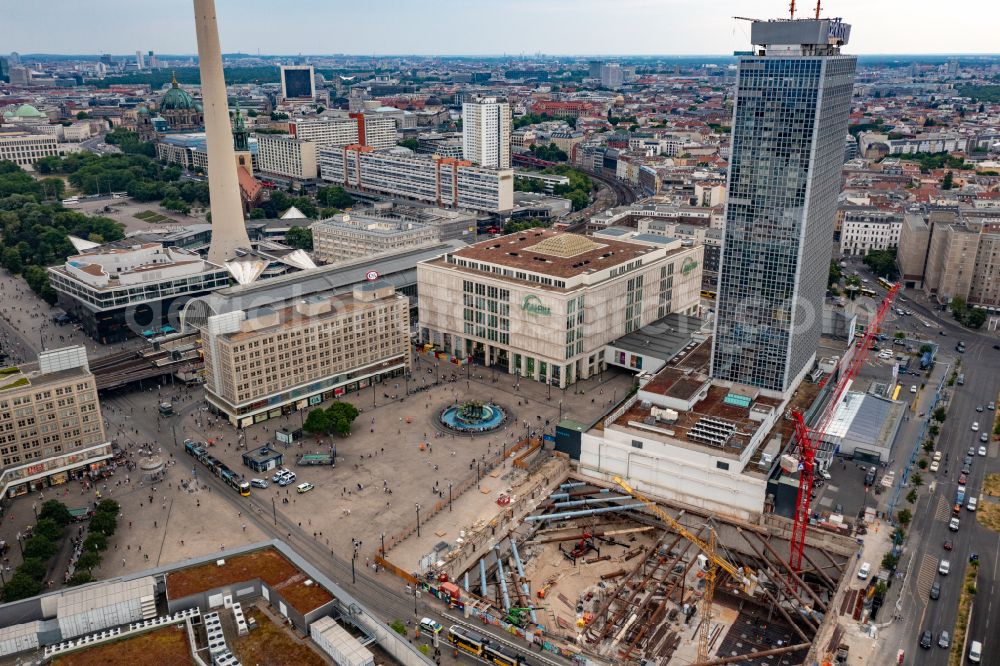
[193,0,251,264]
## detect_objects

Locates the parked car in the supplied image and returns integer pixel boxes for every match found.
[858,562,871,579]
[933,451,943,462]
[959,473,968,485]
[943,538,953,550]
[250,478,269,489]
[296,482,314,494]
[929,461,940,473]
[949,517,961,532]
[968,497,978,511]
[865,467,877,485]
[939,559,951,575]
[419,618,443,635]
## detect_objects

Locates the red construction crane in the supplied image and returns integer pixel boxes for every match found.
[787,284,900,574]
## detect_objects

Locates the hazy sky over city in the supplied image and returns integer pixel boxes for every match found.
[7,0,1000,56]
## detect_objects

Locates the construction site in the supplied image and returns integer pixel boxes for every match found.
[378,289,903,666]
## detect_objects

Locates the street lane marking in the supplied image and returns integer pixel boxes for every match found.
[934,496,950,522]
[916,554,938,600]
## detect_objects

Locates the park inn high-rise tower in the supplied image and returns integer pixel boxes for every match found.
[710,18,857,396]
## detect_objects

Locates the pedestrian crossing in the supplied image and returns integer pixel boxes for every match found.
[915,554,938,600]
[934,495,950,522]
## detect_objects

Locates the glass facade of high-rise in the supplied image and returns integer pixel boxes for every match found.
[711,39,856,394]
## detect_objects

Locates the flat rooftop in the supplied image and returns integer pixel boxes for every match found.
[442,228,674,280]
[165,547,332,615]
[610,313,706,362]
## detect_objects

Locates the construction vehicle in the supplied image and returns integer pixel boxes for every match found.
[537,575,560,599]
[559,534,596,562]
[505,606,543,628]
[613,476,757,662]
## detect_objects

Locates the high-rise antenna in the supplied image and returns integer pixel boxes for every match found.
[815,1,822,18]
[789,0,796,19]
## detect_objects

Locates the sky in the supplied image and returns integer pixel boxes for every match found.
[6,0,1000,57]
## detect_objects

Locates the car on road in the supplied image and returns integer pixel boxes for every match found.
[910,385,918,394]
[962,463,971,475]
[976,405,984,412]
[969,639,982,663]
[990,402,996,410]
[929,461,940,472]
[968,497,978,511]
[949,517,961,532]
[959,473,968,485]
[419,618,443,635]
[964,455,974,467]
[972,422,980,432]
[296,482,314,494]
[938,631,950,649]
[818,469,831,480]
[930,581,941,600]
[968,446,976,457]
[981,434,989,444]
[943,538,953,550]
[858,562,871,579]
[933,451,943,462]
[865,467,877,486]
[920,629,933,649]
[980,442,988,452]
[939,559,951,575]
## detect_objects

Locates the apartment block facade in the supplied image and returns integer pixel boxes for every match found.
[0,347,111,498]
[839,209,902,256]
[317,145,514,213]
[256,134,318,179]
[199,283,411,426]
[462,98,511,169]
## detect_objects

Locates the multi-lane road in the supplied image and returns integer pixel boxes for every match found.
[853,268,1000,664]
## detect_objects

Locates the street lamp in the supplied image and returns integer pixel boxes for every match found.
[380,532,386,557]
[351,538,361,584]
[448,482,453,512]
[476,460,481,488]
[32,502,37,519]
[415,504,421,538]
[271,496,277,526]
[559,400,563,422]
[372,380,377,408]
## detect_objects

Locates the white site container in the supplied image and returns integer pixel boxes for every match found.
[310,616,375,666]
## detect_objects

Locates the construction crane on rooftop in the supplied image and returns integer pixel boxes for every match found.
[785,284,901,577]
[613,476,756,663]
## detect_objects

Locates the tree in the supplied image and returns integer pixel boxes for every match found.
[83,533,107,552]
[76,550,101,571]
[895,331,906,340]
[76,111,90,120]
[862,248,898,280]
[828,259,843,288]
[317,186,354,209]
[881,552,899,570]
[270,112,289,121]
[23,536,57,560]
[933,407,947,422]
[2,572,42,602]
[327,401,360,436]
[950,296,968,321]
[89,511,117,536]
[39,500,72,527]
[912,473,924,488]
[68,571,95,586]
[96,499,120,516]
[33,518,63,542]
[303,408,332,436]
[285,226,313,250]
[896,508,912,526]
[2,247,23,274]
[18,557,48,581]
[397,138,420,151]
[966,308,987,329]
[942,170,954,190]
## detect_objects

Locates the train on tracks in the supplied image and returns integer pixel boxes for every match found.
[184,440,251,496]
[447,625,525,666]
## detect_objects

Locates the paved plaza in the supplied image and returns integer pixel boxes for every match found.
[0,317,635,586]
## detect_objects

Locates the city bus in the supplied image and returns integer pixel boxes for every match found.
[877,277,896,290]
[700,290,717,301]
[860,287,877,298]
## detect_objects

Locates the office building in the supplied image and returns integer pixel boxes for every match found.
[194,0,252,265]
[196,282,410,426]
[156,132,259,171]
[311,212,438,264]
[462,97,511,169]
[135,51,145,70]
[839,209,901,257]
[588,60,605,79]
[0,127,59,168]
[280,65,315,100]
[417,229,703,387]
[288,117,359,146]
[318,146,514,214]
[711,18,856,396]
[256,134,318,180]
[0,346,110,498]
[47,242,230,343]
[600,63,624,89]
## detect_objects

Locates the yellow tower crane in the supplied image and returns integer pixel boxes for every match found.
[612,477,757,663]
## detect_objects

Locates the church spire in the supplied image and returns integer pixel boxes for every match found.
[171,70,178,88]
